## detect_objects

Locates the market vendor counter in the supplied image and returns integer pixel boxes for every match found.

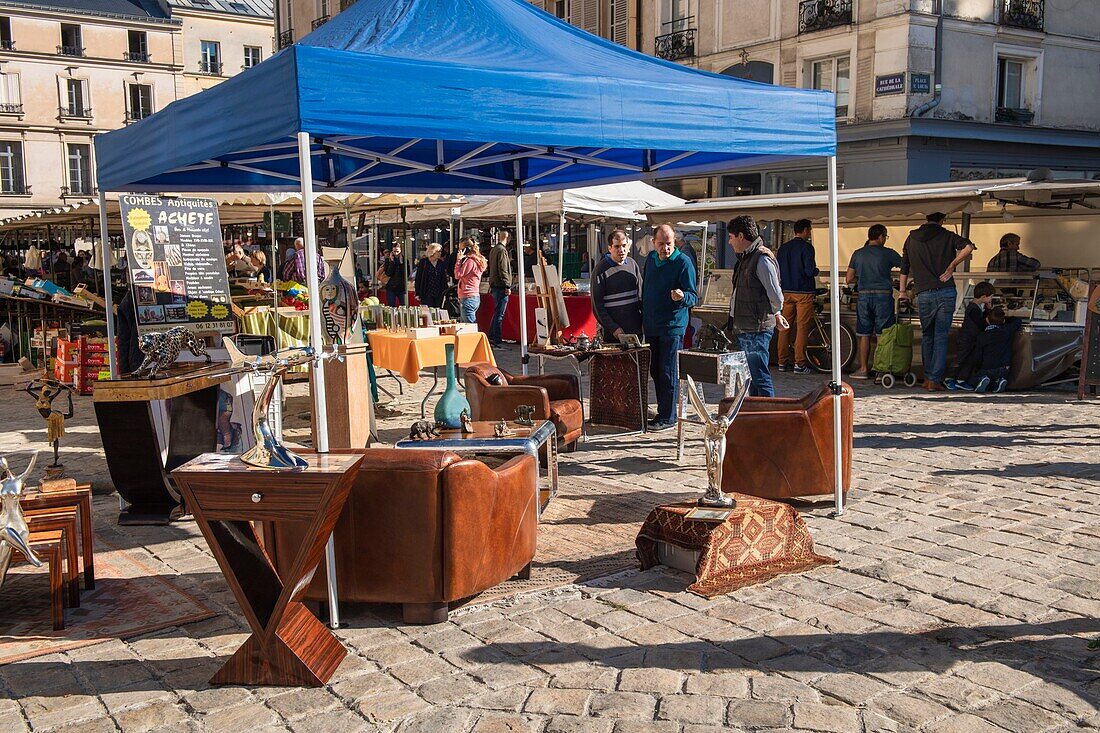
[94,363,229,524]
[475,292,597,341]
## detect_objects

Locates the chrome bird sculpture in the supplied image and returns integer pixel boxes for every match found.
[0,452,40,588]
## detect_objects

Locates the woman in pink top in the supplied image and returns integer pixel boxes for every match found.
[454,237,486,323]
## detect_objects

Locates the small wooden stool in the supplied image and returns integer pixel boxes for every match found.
[12,530,66,630]
[25,507,81,608]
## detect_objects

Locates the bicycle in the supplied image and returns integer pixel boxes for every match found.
[800,287,855,374]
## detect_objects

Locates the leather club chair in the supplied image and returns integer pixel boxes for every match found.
[464,363,583,451]
[263,447,537,624]
[717,382,854,501]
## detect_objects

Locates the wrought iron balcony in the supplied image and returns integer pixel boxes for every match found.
[0,40,14,51]
[59,106,93,119]
[199,60,222,75]
[277,29,294,50]
[654,27,696,62]
[0,103,23,114]
[340,0,357,9]
[125,50,150,62]
[995,107,1034,124]
[125,110,151,123]
[798,0,853,35]
[312,15,329,30]
[61,185,95,197]
[57,45,85,57]
[1001,0,1043,30]
[1,184,31,195]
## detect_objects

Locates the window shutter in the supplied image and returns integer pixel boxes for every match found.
[611,0,628,45]
[578,0,598,34]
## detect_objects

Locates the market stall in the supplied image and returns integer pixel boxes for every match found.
[93,0,839,634]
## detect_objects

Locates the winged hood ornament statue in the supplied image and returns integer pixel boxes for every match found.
[686,374,750,507]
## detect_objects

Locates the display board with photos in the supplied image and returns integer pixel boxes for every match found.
[119,194,235,335]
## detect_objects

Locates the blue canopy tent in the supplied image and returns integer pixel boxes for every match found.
[94,0,843,621]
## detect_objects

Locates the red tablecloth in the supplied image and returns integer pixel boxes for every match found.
[475,293,596,341]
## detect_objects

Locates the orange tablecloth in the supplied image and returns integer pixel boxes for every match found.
[367,331,495,383]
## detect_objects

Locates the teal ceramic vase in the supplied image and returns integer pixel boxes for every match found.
[434,343,470,429]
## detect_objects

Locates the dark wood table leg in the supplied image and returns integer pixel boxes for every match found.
[79,494,94,590]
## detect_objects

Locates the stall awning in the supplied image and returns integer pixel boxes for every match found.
[643,177,1100,225]
[456,181,684,222]
[94,0,836,195]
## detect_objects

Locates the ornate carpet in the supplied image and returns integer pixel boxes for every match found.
[636,495,837,598]
[0,538,215,665]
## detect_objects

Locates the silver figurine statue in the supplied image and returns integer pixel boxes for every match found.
[685,374,750,508]
[221,341,339,470]
[0,452,40,588]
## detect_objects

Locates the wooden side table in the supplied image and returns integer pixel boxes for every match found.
[21,485,94,590]
[172,451,364,686]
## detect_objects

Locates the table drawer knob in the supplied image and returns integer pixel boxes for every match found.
[251,493,263,503]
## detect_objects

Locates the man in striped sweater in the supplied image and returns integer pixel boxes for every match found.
[591,229,643,338]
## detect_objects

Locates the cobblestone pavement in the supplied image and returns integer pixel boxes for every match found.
[0,351,1097,733]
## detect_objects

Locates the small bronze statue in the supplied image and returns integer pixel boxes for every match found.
[493,419,514,437]
[409,420,441,441]
[0,452,40,589]
[459,409,474,434]
[128,326,211,379]
[23,379,73,468]
[514,404,535,426]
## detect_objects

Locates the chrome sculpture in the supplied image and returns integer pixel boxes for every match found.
[220,341,340,470]
[0,452,40,588]
[686,374,750,508]
[128,326,211,379]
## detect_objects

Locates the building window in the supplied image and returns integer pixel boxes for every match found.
[553,0,568,20]
[810,55,850,118]
[0,141,26,194]
[243,45,262,69]
[63,78,91,117]
[0,17,13,51]
[200,41,221,74]
[127,83,153,121]
[995,51,1039,124]
[320,0,329,15]
[0,72,21,114]
[127,30,149,62]
[66,143,92,195]
[662,0,692,33]
[59,23,84,57]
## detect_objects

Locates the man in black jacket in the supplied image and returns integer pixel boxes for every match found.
[899,213,975,391]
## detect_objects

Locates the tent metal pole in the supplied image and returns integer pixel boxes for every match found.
[515,194,528,375]
[371,217,379,297]
[270,203,279,352]
[98,191,118,379]
[827,156,844,517]
[557,212,566,277]
[297,132,341,627]
[533,193,540,264]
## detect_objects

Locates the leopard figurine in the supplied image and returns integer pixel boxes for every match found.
[129,326,211,379]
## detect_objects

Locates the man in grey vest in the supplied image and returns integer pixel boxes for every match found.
[725,216,788,397]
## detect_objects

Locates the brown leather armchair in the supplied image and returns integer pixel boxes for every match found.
[464,363,583,450]
[263,447,537,624]
[717,382,854,501]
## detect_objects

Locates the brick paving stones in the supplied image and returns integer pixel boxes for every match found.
[0,358,1096,732]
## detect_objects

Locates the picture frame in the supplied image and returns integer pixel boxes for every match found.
[685,506,734,522]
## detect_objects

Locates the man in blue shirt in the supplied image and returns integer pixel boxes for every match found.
[775,219,819,373]
[846,224,902,378]
[642,224,697,430]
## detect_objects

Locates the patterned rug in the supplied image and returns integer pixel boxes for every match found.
[0,539,215,665]
[636,495,837,598]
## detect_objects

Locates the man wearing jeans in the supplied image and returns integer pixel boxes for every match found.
[846,224,902,379]
[487,230,513,347]
[775,219,819,373]
[725,216,788,397]
[641,224,697,430]
[899,213,975,392]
